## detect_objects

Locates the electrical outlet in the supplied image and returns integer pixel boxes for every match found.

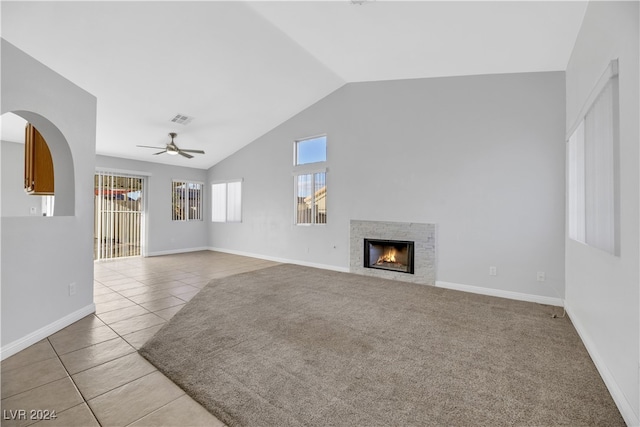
[537,271,546,282]
[489,266,497,276]
[30,207,37,215]
[69,282,76,296]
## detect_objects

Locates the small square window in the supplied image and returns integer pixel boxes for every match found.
[295,136,326,166]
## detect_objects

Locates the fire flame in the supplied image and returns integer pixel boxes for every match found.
[376,248,397,264]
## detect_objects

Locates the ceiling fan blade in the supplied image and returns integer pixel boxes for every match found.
[137,145,166,149]
[179,149,205,154]
[153,150,167,155]
[178,151,194,159]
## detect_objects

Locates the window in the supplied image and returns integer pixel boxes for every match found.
[295,135,326,165]
[295,172,327,224]
[172,180,203,221]
[294,135,327,225]
[212,180,242,222]
[567,60,619,255]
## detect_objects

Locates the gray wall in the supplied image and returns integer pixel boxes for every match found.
[209,71,566,300]
[1,39,97,353]
[96,155,209,256]
[564,1,639,424]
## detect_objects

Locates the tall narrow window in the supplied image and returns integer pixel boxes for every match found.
[295,172,327,225]
[567,60,619,255]
[172,180,203,221]
[212,180,242,223]
[294,135,327,225]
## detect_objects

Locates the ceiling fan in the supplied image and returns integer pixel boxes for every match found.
[137,132,205,159]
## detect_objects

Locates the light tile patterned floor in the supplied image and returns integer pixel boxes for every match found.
[1,251,278,427]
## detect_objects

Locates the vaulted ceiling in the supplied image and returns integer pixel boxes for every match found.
[1,1,588,169]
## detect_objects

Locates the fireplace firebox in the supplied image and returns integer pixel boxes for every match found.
[363,239,415,274]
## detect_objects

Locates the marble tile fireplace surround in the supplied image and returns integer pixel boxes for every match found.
[350,220,436,285]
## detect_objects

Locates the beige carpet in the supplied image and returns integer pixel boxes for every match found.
[139,264,624,426]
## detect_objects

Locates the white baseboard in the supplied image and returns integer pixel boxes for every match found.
[207,247,350,273]
[146,247,211,257]
[435,280,564,307]
[564,302,639,427]
[1,303,96,361]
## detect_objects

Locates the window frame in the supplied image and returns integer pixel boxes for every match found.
[294,134,327,166]
[566,59,620,256]
[211,179,243,223]
[293,134,327,226]
[171,179,204,222]
[294,169,327,226]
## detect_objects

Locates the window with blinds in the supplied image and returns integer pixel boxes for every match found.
[94,171,144,260]
[295,172,326,225]
[212,180,242,222]
[172,180,203,221]
[567,60,619,255]
[294,135,327,225]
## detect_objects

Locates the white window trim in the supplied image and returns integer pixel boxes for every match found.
[567,59,618,140]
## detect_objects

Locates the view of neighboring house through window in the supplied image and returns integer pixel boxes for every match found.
[567,59,619,255]
[212,180,242,222]
[294,135,327,225]
[172,180,203,221]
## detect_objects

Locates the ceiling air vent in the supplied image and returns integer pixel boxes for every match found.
[170,114,194,125]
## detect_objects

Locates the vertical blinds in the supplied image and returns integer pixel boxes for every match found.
[567,61,619,255]
[295,172,326,225]
[94,171,144,260]
[212,181,242,222]
[172,181,203,221]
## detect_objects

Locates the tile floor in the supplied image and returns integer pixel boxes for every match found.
[1,251,278,427]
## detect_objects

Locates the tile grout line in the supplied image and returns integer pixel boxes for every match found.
[58,253,274,425]
[46,336,103,427]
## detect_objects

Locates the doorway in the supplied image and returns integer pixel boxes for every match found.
[94,171,145,260]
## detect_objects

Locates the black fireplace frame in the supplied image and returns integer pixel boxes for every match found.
[363,238,415,274]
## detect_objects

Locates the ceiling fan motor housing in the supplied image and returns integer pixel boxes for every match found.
[137,132,204,158]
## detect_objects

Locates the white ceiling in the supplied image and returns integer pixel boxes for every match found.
[1,1,587,170]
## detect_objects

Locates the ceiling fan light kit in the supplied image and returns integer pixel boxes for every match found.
[136,132,205,159]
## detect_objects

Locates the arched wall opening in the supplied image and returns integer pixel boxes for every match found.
[1,111,75,217]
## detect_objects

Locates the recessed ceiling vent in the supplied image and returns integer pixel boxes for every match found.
[170,114,194,125]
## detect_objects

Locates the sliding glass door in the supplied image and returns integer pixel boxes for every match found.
[94,171,145,260]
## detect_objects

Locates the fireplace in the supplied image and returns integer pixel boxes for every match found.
[363,239,415,274]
